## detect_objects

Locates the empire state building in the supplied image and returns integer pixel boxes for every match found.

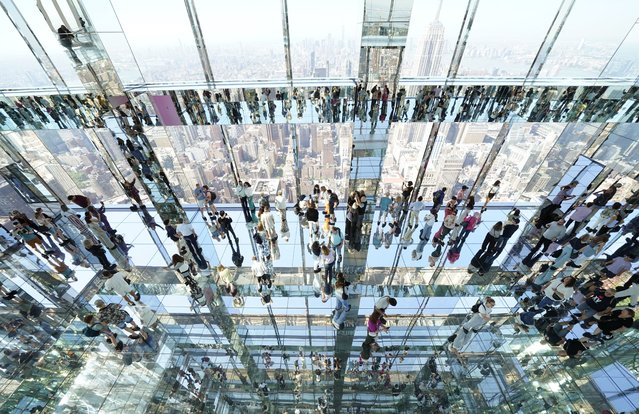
[415,0,445,76]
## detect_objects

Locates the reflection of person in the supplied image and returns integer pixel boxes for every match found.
[481,180,501,211]
[450,297,495,353]
[57,25,79,61]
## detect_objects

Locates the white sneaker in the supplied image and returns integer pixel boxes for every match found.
[332,320,341,330]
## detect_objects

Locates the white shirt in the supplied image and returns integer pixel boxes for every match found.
[252,260,267,277]
[104,272,132,296]
[543,278,574,300]
[177,223,195,237]
[375,296,392,310]
[275,195,287,210]
[463,304,492,330]
[615,284,639,307]
[260,211,276,231]
[543,222,566,240]
[409,201,425,212]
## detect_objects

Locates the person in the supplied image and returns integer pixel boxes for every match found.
[456,185,469,203]
[457,212,481,246]
[408,196,425,228]
[401,181,414,205]
[594,308,635,337]
[122,178,143,206]
[537,276,576,308]
[102,269,140,306]
[202,185,217,218]
[306,200,320,240]
[176,218,207,267]
[83,238,115,269]
[482,180,501,211]
[480,222,503,254]
[274,190,287,222]
[332,273,351,330]
[236,182,254,223]
[192,184,207,219]
[450,297,495,353]
[565,202,593,235]
[330,226,344,264]
[320,245,336,287]
[260,206,276,241]
[82,314,119,348]
[431,187,446,218]
[591,183,622,209]
[526,219,567,259]
[218,211,238,242]
[575,288,616,320]
[367,309,388,337]
[413,213,436,260]
[57,25,79,61]
[11,221,49,257]
[374,296,397,315]
[602,255,634,279]
[495,217,519,253]
[551,181,577,205]
[67,194,91,209]
[377,192,393,225]
[327,189,339,218]
[94,299,146,340]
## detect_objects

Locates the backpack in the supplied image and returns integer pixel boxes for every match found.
[82,323,102,338]
[471,301,483,313]
[232,251,244,267]
[206,191,217,203]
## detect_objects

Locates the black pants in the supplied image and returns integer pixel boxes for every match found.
[240,197,252,222]
[528,236,553,258]
[481,234,498,253]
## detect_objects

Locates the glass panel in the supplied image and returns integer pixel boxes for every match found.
[401,0,467,77]
[161,125,234,204]
[601,22,639,79]
[288,0,363,79]
[517,123,598,203]
[225,124,296,202]
[194,0,287,81]
[296,124,353,198]
[0,10,52,90]
[3,130,84,200]
[457,0,558,78]
[95,32,144,85]
[592,123,639,175]
[378,122,431,196]
[11,1,85,88]
[539,0,639,79]
[481,123,565,203]
[34,129,127,204]
[108,0,205,83]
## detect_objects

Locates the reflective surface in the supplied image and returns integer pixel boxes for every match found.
[0,1,638,413]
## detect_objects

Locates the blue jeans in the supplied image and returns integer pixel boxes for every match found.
[333,300,350,325]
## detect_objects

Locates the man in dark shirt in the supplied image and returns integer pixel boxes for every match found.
[67,194,91,209]
[218,211,238,242]
[577,288,616,320]
[596,309,634,336]
[327,190,339,217]
[494,218,520,253]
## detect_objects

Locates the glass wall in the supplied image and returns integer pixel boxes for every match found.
[287,0,363,79]
[106,0,205,84]
[0,9,53,90]
[194,0,287,82]
[457,0,558,78]
[538,0,639,80]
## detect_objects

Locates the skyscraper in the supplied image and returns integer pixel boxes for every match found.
[415,0,445,76]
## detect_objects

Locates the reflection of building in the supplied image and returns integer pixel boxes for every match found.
[415,0,445,76]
